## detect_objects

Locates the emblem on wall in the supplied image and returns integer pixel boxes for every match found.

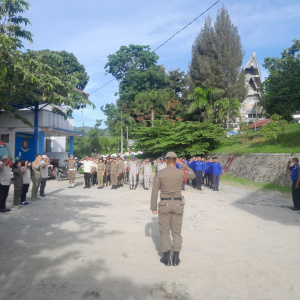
[21,138,29,152]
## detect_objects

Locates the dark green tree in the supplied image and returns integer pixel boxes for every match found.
[135,89,169,127]
[133,120,225,156]
[104,44,168,116]
[189,6,246,100]
[261,39,300,121]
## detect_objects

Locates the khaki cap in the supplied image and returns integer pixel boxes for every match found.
[166,152,177,158]
[2,155,9,160]
[42,155,48,159]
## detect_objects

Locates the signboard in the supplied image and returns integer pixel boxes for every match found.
[15,132,35,162]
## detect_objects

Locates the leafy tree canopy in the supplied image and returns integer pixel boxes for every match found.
[0,1,93,120]
[261,39,300,121]
[133,120,225,157]
[105,44,159,81]
[0,0,33,47]
[189,6,246,100]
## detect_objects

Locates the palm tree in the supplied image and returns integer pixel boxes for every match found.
[135,89,169,127]
[187,87,215,121]
[215,97,241,129]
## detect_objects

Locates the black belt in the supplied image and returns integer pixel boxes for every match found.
[161,197,182,200]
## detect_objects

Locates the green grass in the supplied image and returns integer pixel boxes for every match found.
[214,123,300,154]
[222,173,291,194]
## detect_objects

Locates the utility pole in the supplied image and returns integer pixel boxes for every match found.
[120,111,123,154]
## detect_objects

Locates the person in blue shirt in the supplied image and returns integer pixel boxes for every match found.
[204,158,211,186]
[211,157,222,191]
[188,157,197,188]
[192,156,205,190]
[287,157,300,211]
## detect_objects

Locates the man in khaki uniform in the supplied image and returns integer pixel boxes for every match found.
[105,157,111,187]
[116,155,124,188]
[97,157,106,189]
[151,152,195,266]
[31,154,42,201]
[68,155,76,188]
[110,157,118,189]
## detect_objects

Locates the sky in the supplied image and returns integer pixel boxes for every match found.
[21,0,300,128]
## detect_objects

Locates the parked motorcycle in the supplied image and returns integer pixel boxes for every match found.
[55,164,68,181]
[48,165,56,179]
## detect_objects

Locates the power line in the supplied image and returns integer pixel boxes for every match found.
[90,0,221,95]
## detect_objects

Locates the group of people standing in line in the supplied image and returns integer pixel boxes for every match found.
[0,153,51,213]
[76,155,152,191]
[153,156,223,191]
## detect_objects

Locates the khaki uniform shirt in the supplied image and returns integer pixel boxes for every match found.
[117,159,124,174]
[110,162,118,174]
[32,161,42,178]
[97,162,105,172]
[68,159,76,171]
[150,165,195,211]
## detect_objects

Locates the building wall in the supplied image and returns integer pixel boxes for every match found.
[213,153,300,186]
[0,108,73,161]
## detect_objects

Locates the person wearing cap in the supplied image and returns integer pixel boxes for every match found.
[97,157,106,189]
[129,156,139,189]
[110,157,118,189]
[141,159,152,190]
[155,157,167,175]
[0,155,12,212]
[151,151,195,266]
[39,155,49,197]
[31,154,42,201]
[67,155,77,188]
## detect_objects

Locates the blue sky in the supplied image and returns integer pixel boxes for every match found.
[22,0,300,128]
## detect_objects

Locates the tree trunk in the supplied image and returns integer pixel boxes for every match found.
[126,126,129,152]
[151,109,154,127]
[227,110,229,130]
[121,126,124,154]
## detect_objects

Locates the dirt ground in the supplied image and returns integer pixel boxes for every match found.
[0,176,300,300]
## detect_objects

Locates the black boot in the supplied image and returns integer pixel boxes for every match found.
[172,251,180,266]
[160,251,171,266]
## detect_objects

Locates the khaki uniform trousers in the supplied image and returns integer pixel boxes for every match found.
[110,173,118,186]
[31,176,41,200]
[68,170,75,183]
[97,171,104,187]
[158,198,185,252]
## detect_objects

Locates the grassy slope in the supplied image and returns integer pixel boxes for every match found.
[214,123,300,154]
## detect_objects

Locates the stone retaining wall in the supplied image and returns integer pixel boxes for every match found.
[211,153,300,186]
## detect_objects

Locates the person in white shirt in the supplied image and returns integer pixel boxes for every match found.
[79,156,92,188]
[0,155,12,212]
[141,159,152,190]
[39,155,49,197]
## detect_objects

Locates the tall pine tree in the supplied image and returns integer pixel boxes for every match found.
[189,6,246,101]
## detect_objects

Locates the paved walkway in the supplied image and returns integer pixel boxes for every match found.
[0,178,299,300]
